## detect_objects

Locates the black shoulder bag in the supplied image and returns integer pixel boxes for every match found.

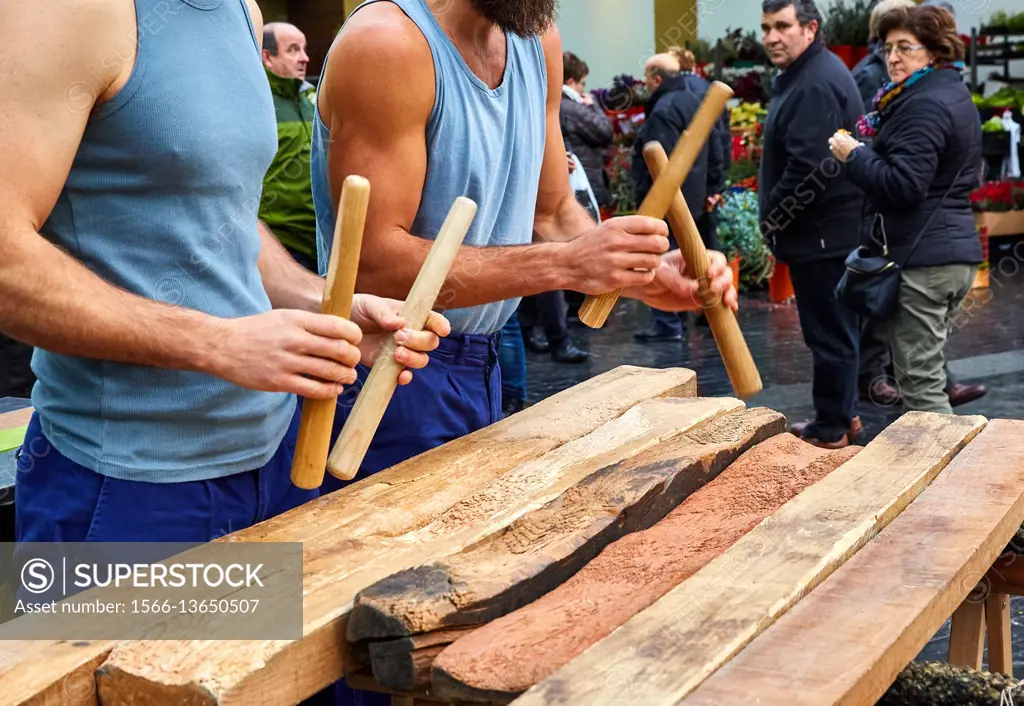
[835,164,966,321]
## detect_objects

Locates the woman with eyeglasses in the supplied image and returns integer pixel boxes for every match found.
[828,5,983,415]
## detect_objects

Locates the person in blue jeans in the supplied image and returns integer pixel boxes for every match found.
[499,318,528,415]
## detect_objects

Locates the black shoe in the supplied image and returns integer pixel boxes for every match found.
[633,324,682,343]
[523,328,550,353]
[550,339,589,364]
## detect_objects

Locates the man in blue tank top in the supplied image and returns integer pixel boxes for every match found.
[0,0,447,551]
[312,0,740,495]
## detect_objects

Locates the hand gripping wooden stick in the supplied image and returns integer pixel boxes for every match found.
[578,80,735,329]
[290,175,371,490]
[644,141,763,398]
[326,197,478,481]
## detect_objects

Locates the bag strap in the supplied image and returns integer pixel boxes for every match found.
[899,160,970,267]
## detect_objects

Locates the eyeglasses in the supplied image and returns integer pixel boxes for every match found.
[883,43,925,57]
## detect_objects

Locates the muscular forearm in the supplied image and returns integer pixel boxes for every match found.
[0,226,222,372]
[257,222,324,312]
[533,193,598,244]
[360,229,573,310]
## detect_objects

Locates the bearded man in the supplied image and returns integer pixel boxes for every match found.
[311,0,739,512]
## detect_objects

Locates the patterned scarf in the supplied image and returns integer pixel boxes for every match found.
[857,61,964,137]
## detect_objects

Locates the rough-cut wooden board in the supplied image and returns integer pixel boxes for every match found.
[3,367,693,706]
[0,640,104,706]
[0,407,32,431]
[350,405,775,644]
[367,628,478,693]
[98,398,751,706]
[512,411,986,706]
[359,409,786,689]
[683,419,1024,706]
[433,433,858,704]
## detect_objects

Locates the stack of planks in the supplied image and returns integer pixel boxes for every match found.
[5,365,1024,706]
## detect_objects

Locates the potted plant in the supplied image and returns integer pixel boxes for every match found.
[717,190,774,293]
[823,0,874,68]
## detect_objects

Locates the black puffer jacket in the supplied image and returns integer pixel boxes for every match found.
[846,68,983,269]
[851,45,886,112]
[560,92,614,207]
[759,43,865,264]
[632,74,725,221]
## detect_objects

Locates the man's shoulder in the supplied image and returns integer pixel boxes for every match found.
[330,2,433,73]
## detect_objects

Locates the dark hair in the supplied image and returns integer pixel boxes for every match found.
[877,5,965,62]
[263,26,279,56]
[762,0,823,29]
[562,52,589,83]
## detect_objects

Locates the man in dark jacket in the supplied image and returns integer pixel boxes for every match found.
[560,52,614,208]
[759,0,864,448]
[632,54,726,342]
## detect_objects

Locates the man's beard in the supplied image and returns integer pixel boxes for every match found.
[469,0,557,37]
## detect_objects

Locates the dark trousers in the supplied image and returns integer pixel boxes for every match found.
[0,333,35,398]
[15,406,315,544]
[498,319,527,403]
[518,292,568,345]
[651,212,719,333]
[859,319,892,388]
[789,256,860,442]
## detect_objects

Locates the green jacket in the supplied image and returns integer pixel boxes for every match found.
[259,68,317,260]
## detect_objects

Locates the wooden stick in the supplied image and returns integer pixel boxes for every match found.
[643,142,762,398]
[578,81,734,329]
[327,197,478,481]
[291,175,370,490]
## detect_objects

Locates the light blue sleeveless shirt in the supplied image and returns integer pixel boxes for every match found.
[311,0,548,335]
[32,0,295,482]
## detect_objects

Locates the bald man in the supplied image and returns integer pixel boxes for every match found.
[259,23,319,270]
[633,53,726,342]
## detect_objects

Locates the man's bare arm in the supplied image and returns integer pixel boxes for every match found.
[0,0,365,400]
[320,6,667,309]
[256,221,325,312]
[531,26,602,245]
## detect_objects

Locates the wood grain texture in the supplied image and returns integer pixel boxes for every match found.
[291,174,369,489]
[328,197,477,481]
[0,407,32,432]
[360,408,785,691]
[0,640,105,706]
[986,593,1012,677]
[643,143,761,399]
[513,411,986,706]
[683,419,1024,706]
[433,429,856,704]
[93,369,702,706]
[348,396,747,642]
[578,82,733,329]
[368,628,478,692]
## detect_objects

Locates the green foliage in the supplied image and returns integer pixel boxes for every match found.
[985,11,1024,33]
[717,190,774,291]
[982,116,1006,133]
[686,38,714,64]
[823,0,877,46]
[727,158,760,184]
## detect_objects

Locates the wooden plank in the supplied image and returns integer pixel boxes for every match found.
[433,433,859,704]
[682,419,1024,706]
[947,601,986,670]
[368,628,478,692]
[349,404,774,643]
[0,640,105,706]
[2,366,694,706]
[0,407,32,432]
[986,593,1013,677]
[96,396,751,706]
[512,411,986,706]
[362,409,787,690]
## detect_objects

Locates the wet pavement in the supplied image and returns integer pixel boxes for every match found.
[521,239,1024,677]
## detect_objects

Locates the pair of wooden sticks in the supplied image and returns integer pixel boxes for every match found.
[292,80,762,489]
[290,179,477,490]
[579,81,762,399]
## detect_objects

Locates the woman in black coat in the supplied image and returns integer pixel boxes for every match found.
[829,5,982,415]
[559,52,614,208]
